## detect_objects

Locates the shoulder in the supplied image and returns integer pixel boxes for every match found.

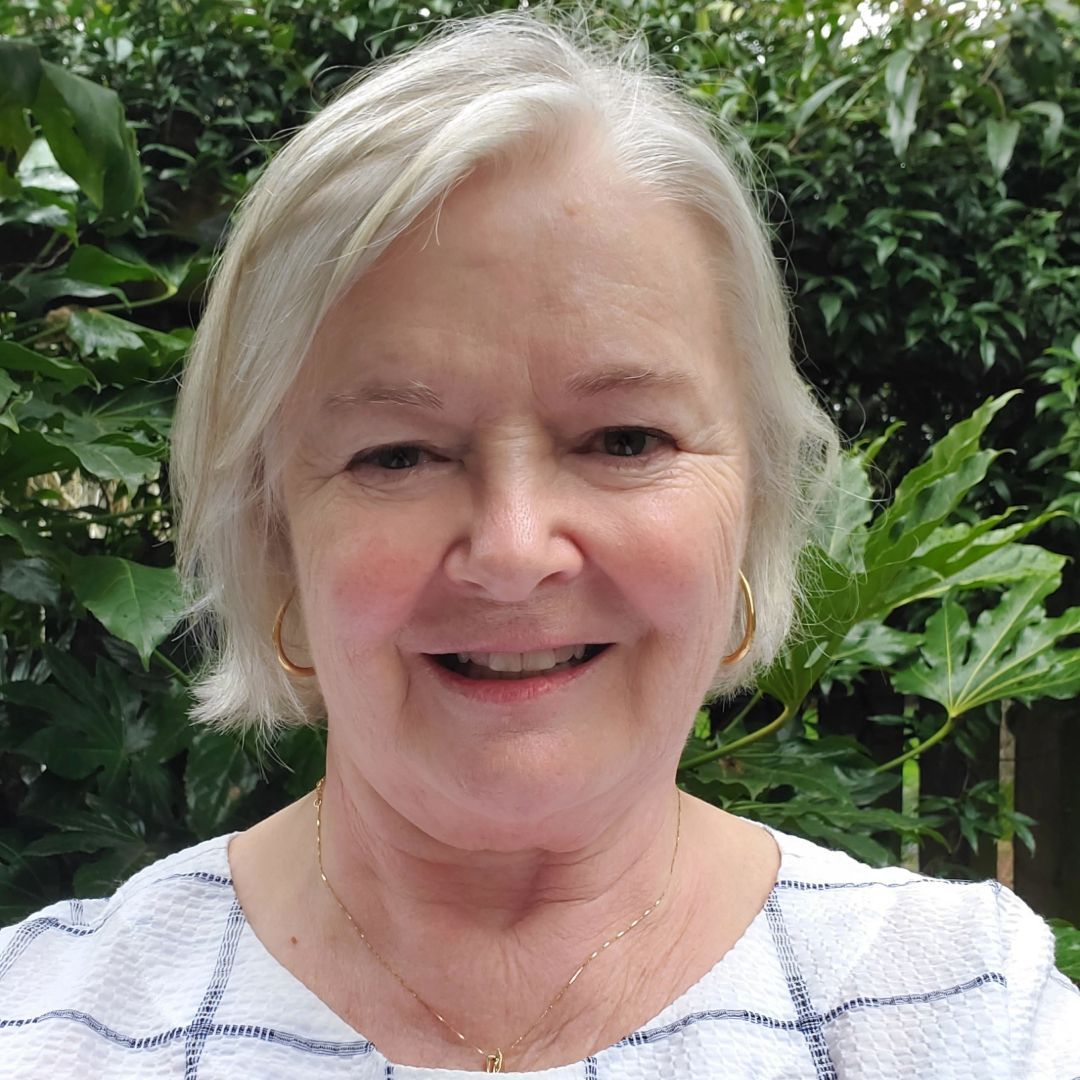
[765,825,1050,969]
[0,833,236,953]
[762,826,1080,1070]
[0,834,239,1029]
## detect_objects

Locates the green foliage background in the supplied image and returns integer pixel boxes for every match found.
[1,0,1077,974]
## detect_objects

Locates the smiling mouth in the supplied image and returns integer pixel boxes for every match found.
[431,644,611,680]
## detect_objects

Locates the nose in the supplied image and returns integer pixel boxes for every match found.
[444,473,584,602]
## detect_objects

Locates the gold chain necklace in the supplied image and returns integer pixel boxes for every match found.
[313,777,682,1073]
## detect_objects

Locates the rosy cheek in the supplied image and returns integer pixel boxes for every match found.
[313,535,432,653]
[610,486,741,628]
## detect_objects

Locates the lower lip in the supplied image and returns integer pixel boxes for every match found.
[419,648,611,703]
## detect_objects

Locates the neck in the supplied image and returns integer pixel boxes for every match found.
[316,760,687,944]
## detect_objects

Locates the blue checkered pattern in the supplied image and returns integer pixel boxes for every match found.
[0,829,1076,1077]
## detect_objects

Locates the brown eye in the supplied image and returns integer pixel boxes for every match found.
[601,429,663,457]
[348,445,430,471]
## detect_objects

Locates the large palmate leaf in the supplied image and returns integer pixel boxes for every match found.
[4,648,139,795]
[66,556,185,666]
[758,395,1055,714]
[893,577,1080,718]
[185,729,261,839]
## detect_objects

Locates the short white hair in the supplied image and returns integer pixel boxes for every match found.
[172,9,838,735]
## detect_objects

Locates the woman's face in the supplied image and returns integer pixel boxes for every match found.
[279,146,750,849]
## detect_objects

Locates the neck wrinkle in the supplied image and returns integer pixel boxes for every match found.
[315,763,687,948]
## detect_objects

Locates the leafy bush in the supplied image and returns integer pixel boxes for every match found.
[0,0,1076,968]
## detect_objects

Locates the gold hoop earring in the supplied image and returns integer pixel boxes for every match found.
[722,571,755,665]
[273,592,316,677]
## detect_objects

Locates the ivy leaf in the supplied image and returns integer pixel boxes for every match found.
[66,556,185,667]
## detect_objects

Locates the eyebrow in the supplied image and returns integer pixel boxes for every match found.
[321,363,697,413]
[564,364,697,397]
[323,380,445,411]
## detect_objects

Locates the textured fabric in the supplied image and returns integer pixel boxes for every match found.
[1,825,1078,1078]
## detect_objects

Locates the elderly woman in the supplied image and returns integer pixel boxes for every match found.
[2,12,1078,1079]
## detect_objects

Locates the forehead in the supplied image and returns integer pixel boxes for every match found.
[300,145,731,405]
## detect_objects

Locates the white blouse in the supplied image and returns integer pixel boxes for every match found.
[1,825,1078,1078]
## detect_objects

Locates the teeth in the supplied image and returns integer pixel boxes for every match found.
[522,650,556,672]
[454,646,591,673]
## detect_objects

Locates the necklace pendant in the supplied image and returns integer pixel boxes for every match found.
[484,1049,503,1072]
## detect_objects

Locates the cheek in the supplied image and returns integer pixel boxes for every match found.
[599,468,745,666]
[303,531,432,659]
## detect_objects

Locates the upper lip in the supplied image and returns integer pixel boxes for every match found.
[422,641,609,655]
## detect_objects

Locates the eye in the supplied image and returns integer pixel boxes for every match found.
[595,427,671,459]
[347,444,437,472]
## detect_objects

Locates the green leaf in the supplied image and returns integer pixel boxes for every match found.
[65,308,145,360]
[40,431,159,490]
[0,557,61,607]
[886,73,923,158]
[334,15,360,41]
[865,392,1019,567]
[185,729,260,838]
[819,293,841,331]
[66,556,185,666]
[66,246,164,288]
[823,621,922,687]
[74,843,156,897]
[893,581,1080,718]
[14,136,80,194]
[0,41,43,110]
[1022,102,1064,151]
[0,104,33,167]
[33,60,142,216]
[875,236,898,266]
[0,340,93,389]
[884,48,913,99]
[792,75,852,131]
[986,118,1020,179]
[7,667,128,791]
[0,428,78,485]
[0,515,55,558]
[1049,919,1080,982]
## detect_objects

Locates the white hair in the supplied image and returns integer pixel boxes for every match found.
[172,8,838,735]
